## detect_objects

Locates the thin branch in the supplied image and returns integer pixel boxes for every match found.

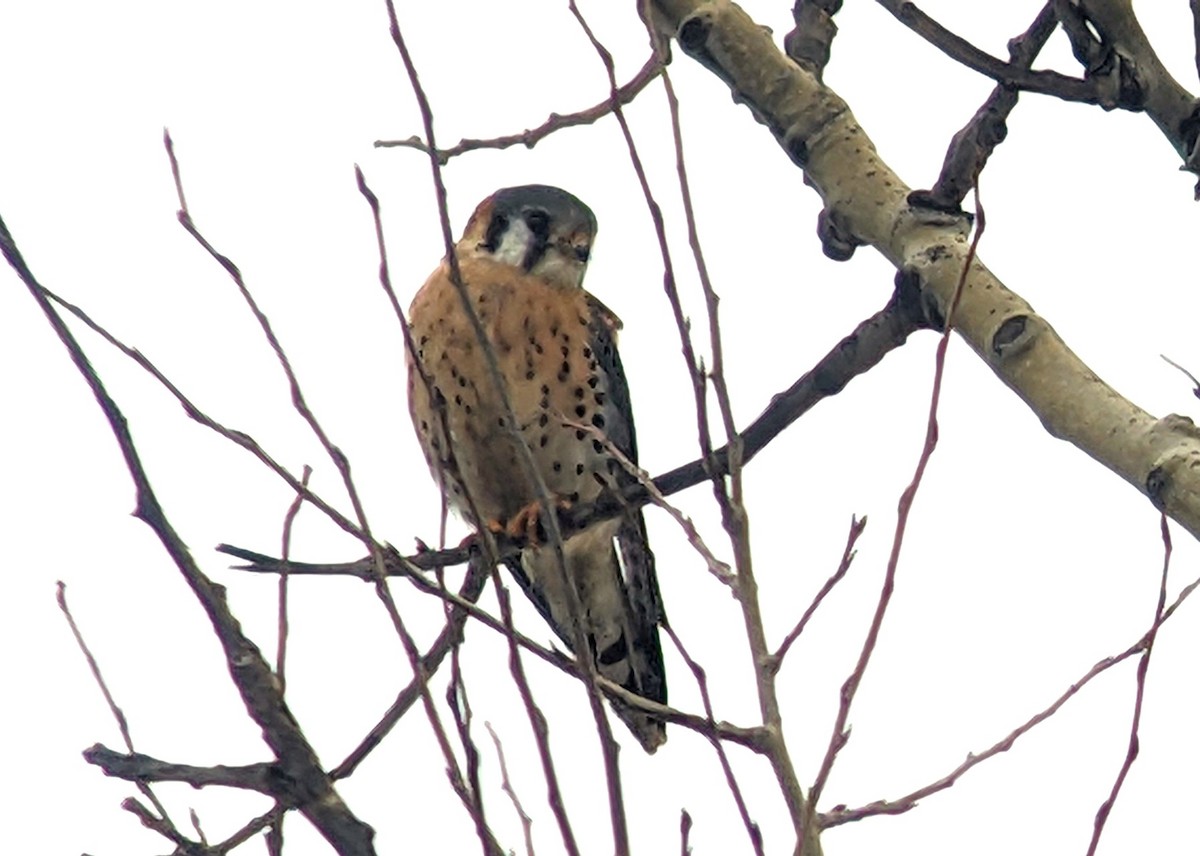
[276,465,312,693]
[561,415,734,588]
[772,515,867,667]
[376,55,664,163]
[822,553,1200,827]
[57,583,179,835]
[383,6,595,853]
[810,183,985,811]
[446,647,494,856]
[85,746,282,794]
[486,723,537,856]
[166,131,481,843]
[35,282,361,539]
[914,2,1058,211]
[222,545,767,750]
[213,806,287,855]
[1161,354,1200,399]
[1086,513,1172,855]
[875,0,1105,104]
[662,624,764,856]
[0,205,376,854]
[120,798,199,853]
[330,555,491,780]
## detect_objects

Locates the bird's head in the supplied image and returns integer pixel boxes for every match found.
[458,184,596,288]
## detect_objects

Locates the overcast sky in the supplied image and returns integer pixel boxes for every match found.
[4,2,1200,855]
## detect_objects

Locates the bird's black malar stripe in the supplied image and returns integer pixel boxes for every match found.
[521,207,552,272]
[482,213,508,253]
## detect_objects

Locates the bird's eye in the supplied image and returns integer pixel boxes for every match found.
[524,209,551,239]
[483,213,509,252]
[574,244,590,263]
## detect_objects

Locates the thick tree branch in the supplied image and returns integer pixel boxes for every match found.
[784,1,842,80]
[646,0,1200,545]
[913,3,1057,211]
[1070,0,1200,179]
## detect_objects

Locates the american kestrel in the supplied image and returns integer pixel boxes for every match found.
[406,185,667,752]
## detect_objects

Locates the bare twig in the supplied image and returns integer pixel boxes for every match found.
[561,415,734,587]
[1086,514,1172,855]
[276,465,312,692]
[57,583,178,835]
[662,625,764,856]
[383,7,596,854]
[823,553,1200,827]
[35,282,360,539]
[121,798,196,852]
[810,183,985,811]
[331,555,491,779]
[377,55,664,163]
[190,808,209,847]
[166,131,483,845]
[1161,354,1200,399]
[875,0,1104,104]
[224,543,768,751]
[772,515,867,667]
[447,649,493,856]
[486,723,537,856]
[1,204,375,853]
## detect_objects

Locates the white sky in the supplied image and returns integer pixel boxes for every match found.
[4,2,1200,854]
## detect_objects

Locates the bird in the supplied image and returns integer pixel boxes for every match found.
[406,184,667,752]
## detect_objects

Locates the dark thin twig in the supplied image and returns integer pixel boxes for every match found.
[38,261,919,585]
[810,183,986,812]
[383,8,591,854]
[121,798,196,852]
[57,583,178,834]
[190,809,209,847]
[377,55,664,163]
[1086,514,1172,855]
[1161,354,1200,399]
[662,625,764,856]
[560,416,733,587]
[331,555,491,780]
[821,556,1200,826]
[486,723,537,856]
[447,651,491,856]
[875,0,1103,104]
[915,2,1057,210]
[215,806,287,855]
[167,129,474,853]
[276,465,312,693]
[772,515,867,667]
[2,182,375,855]
[222,544,767,749]
[35,282,360,538]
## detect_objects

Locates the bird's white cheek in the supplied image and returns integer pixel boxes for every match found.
[491,219,534,266]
